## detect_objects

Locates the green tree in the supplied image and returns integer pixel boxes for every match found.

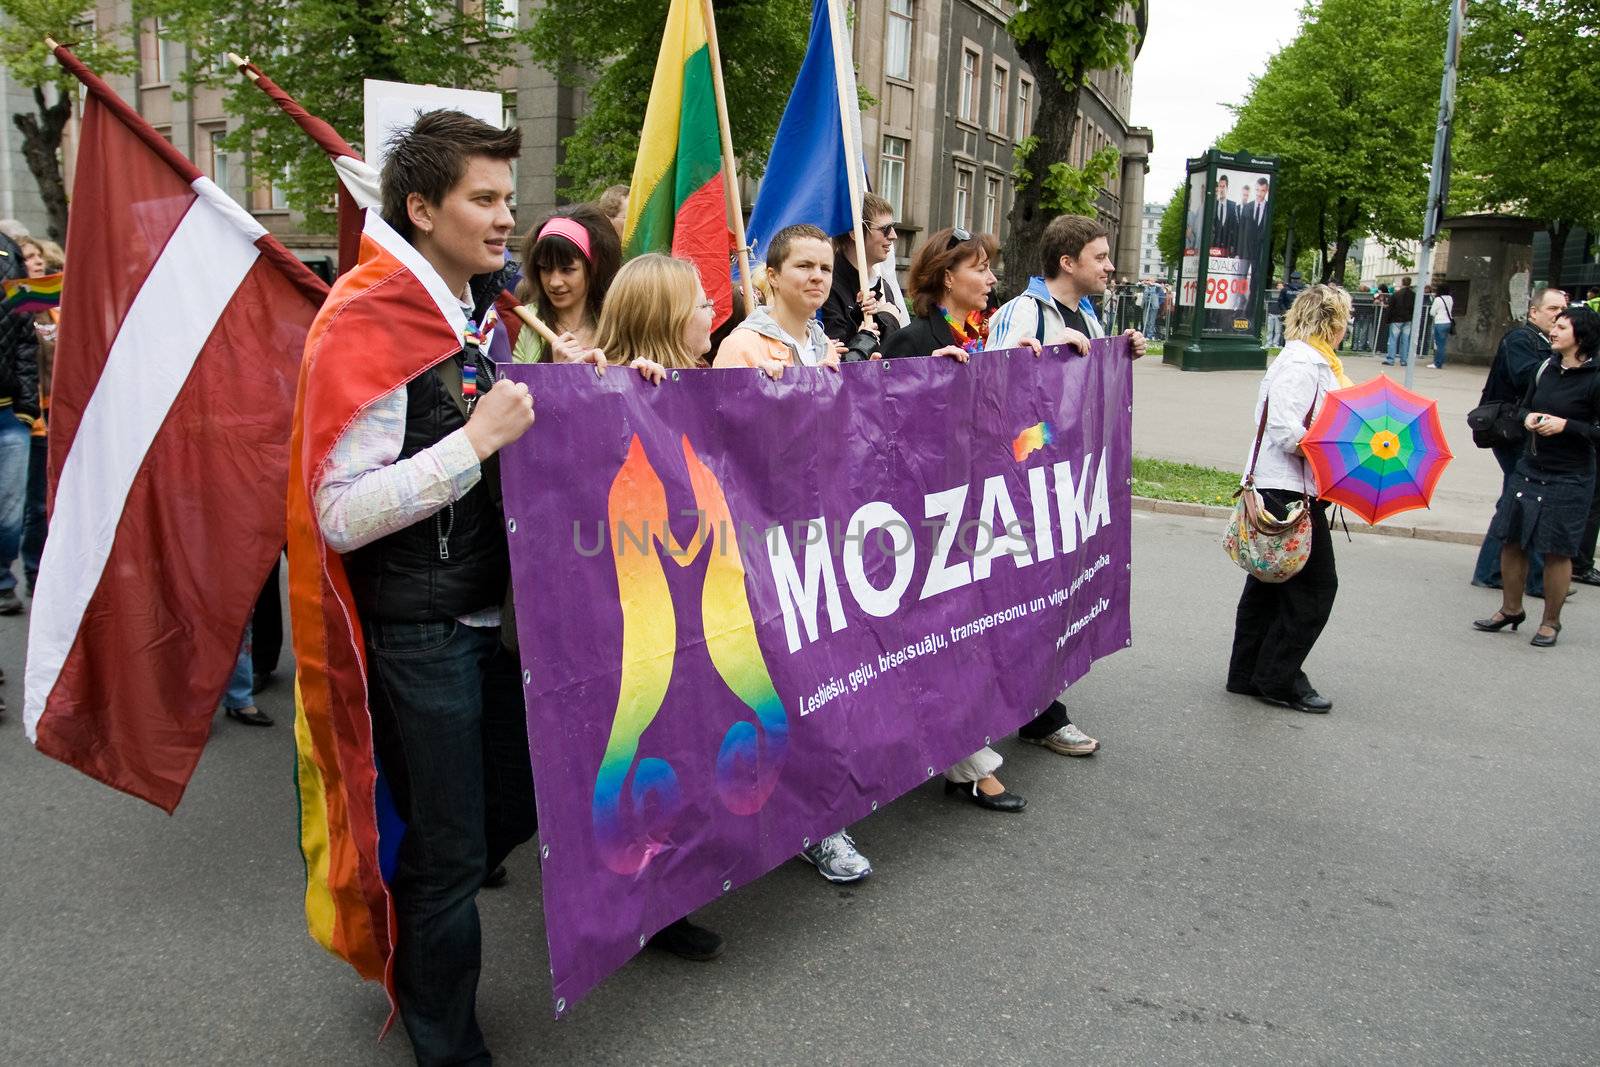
[1454,0,1600,290]
[0,1,137,239]
[1156,179,1186,270]
[139,0,535,231]
[526,0,810,199]
[1219,0,1447,284]
[1000,0,1139,294]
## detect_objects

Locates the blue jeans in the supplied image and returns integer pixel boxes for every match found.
[0,415,31,594]
[224,622,254,710]
[1385,322,1412,365]
[1432,323,1449,368]
[22,432,47,590]
[365,619,536,1067]
[1474,444,1545,593]
[1142,303,1159,339]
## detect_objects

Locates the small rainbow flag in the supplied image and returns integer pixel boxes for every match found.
[1013,421,1055,462]
[2,271,62,314]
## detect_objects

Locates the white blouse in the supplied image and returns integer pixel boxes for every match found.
[1241,340,1340,495]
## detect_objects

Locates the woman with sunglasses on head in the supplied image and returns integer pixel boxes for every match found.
[713,224,844,377]
[877,227,1026,812]
[1475,304,1600,647]
[512,204,621,364]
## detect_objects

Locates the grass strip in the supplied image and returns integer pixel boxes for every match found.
[1132,455,1240,506]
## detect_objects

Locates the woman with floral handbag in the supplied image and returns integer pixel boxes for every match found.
[1225,285,1355,714]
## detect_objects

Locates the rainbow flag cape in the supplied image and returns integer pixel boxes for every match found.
[622,0,733,327]
[3,271,62,314]
[287,209,468,1012]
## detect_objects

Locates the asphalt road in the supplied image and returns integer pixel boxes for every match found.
[2,511,1596,1066]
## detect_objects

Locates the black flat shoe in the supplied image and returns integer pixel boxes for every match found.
[943,778,1026,812]
[482,864,508,888]
[225,706,274,727]
[1225,681,1261,696]
[1573,568,1600,588]
[1257,690,1332,714]
[1530,623,1561,648]
[1473,610,1526,632]
[648,917,724,961]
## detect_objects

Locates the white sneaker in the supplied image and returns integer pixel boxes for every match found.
[801,830,873,883]
[1025,722,1100,756]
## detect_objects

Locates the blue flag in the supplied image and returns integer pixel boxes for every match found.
[746,0,864,264]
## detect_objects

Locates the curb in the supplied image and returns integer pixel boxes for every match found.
[1131,496,1483,547]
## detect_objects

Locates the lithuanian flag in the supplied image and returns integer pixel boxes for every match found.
[623,0,733,327]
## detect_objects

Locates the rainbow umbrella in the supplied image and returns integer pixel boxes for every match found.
[1300,374,1453,524]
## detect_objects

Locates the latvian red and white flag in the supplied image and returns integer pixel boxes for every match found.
[24,45,330,812]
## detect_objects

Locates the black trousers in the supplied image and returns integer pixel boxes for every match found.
[1227,491,1338,699]
[1577,475,1600,574]
[1019,700,1072,739]
[252,553,284,675]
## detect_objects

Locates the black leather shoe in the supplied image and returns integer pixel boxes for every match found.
[943,778,1026,812]
[482,865,508,889]
[1572,568,1600,588]
[1530,622,1561,648]
[1257,690,1332,714]
[1473,610,1526,632]
[648,917,724,961]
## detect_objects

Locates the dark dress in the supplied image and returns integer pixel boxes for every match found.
[1489,358,1600,557]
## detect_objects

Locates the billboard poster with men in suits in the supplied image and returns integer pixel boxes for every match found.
[1178,156,1276,338]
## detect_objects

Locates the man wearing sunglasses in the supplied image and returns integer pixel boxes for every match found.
[821,192,910,361]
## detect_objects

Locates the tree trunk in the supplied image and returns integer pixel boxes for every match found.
[1546,219,1569,292]
[999,43,1082,298]
[12,87,73,242]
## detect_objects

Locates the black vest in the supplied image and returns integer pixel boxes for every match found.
[344,300,510,623]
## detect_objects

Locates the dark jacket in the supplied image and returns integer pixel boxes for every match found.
[1481,322,1551,407]
[1384,285,1416,329]
[342,272,510,623]
[0,233,40,426]
[820,253,901,361]
[1517,358,1600,476]
[1276,281,1305,315]
[881,313,958,359]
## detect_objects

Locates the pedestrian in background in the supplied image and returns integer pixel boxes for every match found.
[1472,287,1568,594]
[596,184,629,240]
[1383,277,1416,367]
[0,227,39,617]
[1227,284,1354,714]
[1427,284,1454,369]
[1474,305,1600,647]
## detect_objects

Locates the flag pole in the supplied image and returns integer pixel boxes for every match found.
[823,0,869,289]
[701,0,756,313]
[510,304,563,347]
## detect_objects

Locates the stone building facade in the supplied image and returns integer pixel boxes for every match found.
[5,0,1149,285]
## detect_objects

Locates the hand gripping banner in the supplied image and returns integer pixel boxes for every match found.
[499,340,1134,1010]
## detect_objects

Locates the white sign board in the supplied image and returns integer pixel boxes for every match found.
[363,79,504,173]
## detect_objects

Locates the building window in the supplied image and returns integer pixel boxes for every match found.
[953,165,974,229]
[503,98,519,192]
[1017,78,1033,140]
[205,128,230,192]
[485,0,517,30]
[885,0,912,80]
[252,168,290,212]
[140,19,173,85]
[880,135,908,221]
[958,46,980,124]
[983,174,1002,234]
[989,62,1008,135]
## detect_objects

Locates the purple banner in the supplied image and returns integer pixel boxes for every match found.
[500,339,1133,1012]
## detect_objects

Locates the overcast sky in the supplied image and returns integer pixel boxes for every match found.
[1130,0,1306,205]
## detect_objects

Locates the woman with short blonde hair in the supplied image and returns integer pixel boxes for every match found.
[1226,283,1354,715]
[591,253,715,371]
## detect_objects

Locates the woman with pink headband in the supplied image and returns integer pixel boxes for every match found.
[512,204,621,363]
